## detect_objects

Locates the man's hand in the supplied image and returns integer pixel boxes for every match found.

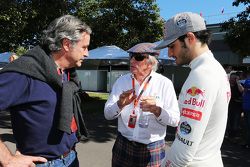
[140,96,161,117]
[117,89,136,109]
[4,151,47,167]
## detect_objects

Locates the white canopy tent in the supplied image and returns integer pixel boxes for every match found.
[243,56,250,64]
[83,45,129,68]
[86,43,175,63]
[87,45,129,60]
[0,52,12,70]
[81,45,129,92]
[0,52,12,62]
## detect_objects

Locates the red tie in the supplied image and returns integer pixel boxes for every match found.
[71,117,78,132]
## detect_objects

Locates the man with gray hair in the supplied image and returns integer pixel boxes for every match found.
[0,15,91,166]
[104,42,180,166]
[155,12,231,167]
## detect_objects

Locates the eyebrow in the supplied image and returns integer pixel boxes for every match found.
[167,39,177,48]
[168,43,175,48]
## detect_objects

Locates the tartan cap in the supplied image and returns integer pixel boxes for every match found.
[127,43,160,56]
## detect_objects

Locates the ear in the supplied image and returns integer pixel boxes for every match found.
[61,38,71,52]
[146,58,154,68]
[186,32,196,44]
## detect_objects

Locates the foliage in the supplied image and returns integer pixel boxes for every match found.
[77,0,164,50]
[0,0,28,52]
[222,0,250,56]
[0,0,77,52]
[87,92,109,100]
[15,46,28,56]
[0,0,163,52]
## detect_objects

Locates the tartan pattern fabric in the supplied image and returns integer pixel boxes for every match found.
[127,43,160,56]
[112,133,165,167]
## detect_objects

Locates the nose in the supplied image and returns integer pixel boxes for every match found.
[130,57,139,65]
[85,48,89,56]
[129,56,135,62]
[82,49,89,59]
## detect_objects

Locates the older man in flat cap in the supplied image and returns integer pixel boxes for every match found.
[104,42,180,167]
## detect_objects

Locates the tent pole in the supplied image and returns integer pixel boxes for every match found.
[171,73,174,84]
[109,63,112,92]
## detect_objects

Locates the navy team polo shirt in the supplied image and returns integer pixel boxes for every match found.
[0,72,78,159]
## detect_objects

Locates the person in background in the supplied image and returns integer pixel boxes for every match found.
[227,72,244,141]
[104,43,180,167]
[238,70,247,85]
[8,53,18,62]
[242,70,250,149]
[0,15,91,167]
[224,64,234,79]
[155,12,231,167]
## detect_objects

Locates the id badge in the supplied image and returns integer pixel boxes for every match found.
[128,113,137,128]
[139,114,149,128]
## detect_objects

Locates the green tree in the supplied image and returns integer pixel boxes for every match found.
[76,0,164,50]
[0,0,76,52]
[222,0,250,56]
[0,0,27,52]
[0,0,163,52]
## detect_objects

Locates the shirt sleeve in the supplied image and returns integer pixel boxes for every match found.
[166,72,218,167]
[0,72,30,110]
[155,80,180,127]
[104,78,123,120]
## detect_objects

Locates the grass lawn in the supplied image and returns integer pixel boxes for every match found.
[87,92,109,101]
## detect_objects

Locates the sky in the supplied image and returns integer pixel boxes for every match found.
[156,0,246,24]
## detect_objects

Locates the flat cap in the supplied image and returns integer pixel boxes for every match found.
[127,43,160,56]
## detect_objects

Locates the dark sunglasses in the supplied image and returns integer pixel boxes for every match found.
[129,53,149,61]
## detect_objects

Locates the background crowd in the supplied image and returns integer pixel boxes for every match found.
[224,64,250,149]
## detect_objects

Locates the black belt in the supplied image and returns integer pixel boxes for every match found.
[130,140,146,147]
[118,133,146,147]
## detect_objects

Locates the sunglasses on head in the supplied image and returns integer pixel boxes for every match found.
[129,53,149,61]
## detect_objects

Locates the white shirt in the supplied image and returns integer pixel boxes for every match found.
[104,71,180,144]
[166,51,231,167]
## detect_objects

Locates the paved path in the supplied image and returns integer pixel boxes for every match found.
[1,112,250,167]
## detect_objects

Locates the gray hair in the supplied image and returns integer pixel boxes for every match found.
[147,55,158,72]
[41,15,92,52]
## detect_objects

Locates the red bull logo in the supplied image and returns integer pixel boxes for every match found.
[186,86,205,97]
[184,98,205,108]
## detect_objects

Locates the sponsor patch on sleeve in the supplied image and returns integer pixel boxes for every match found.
[180,121,192,135]
[181,108,202,121]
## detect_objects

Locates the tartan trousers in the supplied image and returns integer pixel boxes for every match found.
[112,133,165,167]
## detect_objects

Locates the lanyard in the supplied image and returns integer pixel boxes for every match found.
[131,75,152,113]
[57,69,70,82]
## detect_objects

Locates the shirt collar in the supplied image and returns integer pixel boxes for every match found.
[189,50,213,69]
